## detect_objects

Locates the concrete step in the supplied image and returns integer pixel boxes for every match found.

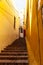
[5,48,26,50]
[0,52,27,56]
[0,63,28,65]
[0,59,28,63]
[0,55,28,60]
[1,50,27,52]
[6,44,26,47]
[4,47,26,50]
[0,38,28,64]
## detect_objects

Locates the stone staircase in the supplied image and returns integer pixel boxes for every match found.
[0,38,28,65]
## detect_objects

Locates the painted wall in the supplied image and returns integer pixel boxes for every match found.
[26,0,41,65]
[0,0,20,52]
[38,0,43,65]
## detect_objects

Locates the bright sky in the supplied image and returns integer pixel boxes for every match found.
[11,0,26,13]
[10,0,26,26]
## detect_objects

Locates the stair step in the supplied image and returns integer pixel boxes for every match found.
[4,47,26,49]
[5,48,26,50]
[0,59,28,63]
[3,48,26,50]
[0,38,28,64]
[0,55,28,59]
[5,46,26,47]
[0,56,28,60]
[0,55,28,60]
[5,46,26,48]
[0,63,28,65]
[0,52,27,55]
[1,50,27,52]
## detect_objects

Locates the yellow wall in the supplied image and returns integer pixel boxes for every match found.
[38,0,43,65]
[0,1,20,52]
[23,0,27,30]
[26,0,41,65]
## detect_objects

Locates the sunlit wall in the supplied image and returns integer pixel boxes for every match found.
[26,0,41,65]
[0,0,20,52]
[38,0,43,65]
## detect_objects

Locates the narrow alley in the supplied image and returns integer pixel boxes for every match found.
[0,0,43,65]
[0,38,28,65]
